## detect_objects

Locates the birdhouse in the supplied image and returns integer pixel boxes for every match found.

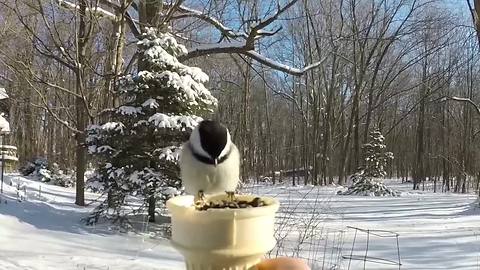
[0,87,18,172]
[0,87,9,114]
[167,194,279,270]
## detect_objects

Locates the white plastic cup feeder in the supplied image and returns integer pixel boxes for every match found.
[167,194,280,270]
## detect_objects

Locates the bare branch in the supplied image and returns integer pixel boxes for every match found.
[125,10,141,37]
[3,0,76,69]
[161,0,184,26]
[23,76,81,134]
[172,5,248,41]
[246,0,299,48]
[171,0,318,76]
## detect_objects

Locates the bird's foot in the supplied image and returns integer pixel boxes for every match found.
[194,190,206,210]
[226,191,236,202]
[198,190,205,201]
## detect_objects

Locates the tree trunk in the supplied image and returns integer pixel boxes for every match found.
[414,91,425,191]
[74,0,89,206]
[291,81,296,186]
[414,52,428,191]
[148,190,156,222]
[339,83,356,185]
[75,131,86,206]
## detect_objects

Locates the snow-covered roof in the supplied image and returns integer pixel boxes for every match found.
[0,115,10,133]
[0,88,8,100]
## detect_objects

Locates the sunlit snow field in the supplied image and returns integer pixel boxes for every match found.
[0,174,479,269]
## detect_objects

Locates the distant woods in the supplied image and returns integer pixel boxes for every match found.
[0,0,479,194]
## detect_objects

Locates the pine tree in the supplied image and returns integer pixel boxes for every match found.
[361,129,394,178]
[86,28,217,224]
[338,129,398,196]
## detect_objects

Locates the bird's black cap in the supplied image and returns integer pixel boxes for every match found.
[198,120,228,159]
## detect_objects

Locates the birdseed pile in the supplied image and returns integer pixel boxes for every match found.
[196,197,267,211]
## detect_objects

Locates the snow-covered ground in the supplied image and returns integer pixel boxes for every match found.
[0,174,183,270]
[246,181,480,269]
[1,175,479,269]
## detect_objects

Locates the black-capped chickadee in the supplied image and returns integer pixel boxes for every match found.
[180,120,240,203]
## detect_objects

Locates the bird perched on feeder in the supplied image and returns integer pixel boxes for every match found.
[180,120,240,205]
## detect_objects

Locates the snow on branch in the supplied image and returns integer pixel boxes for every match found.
[442,96,480,116]
[0,88,8,100]
[180,45,327,76]
[57,0,141,39]
[179,42,246,58]
[244,51,327,76]
[56,0,116,20]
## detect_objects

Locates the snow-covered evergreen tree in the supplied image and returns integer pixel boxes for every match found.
[338,129,398,197]
[86,28,217,223]
[362,130,394,178]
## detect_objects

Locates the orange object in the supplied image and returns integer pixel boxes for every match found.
[255,257,311,270]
